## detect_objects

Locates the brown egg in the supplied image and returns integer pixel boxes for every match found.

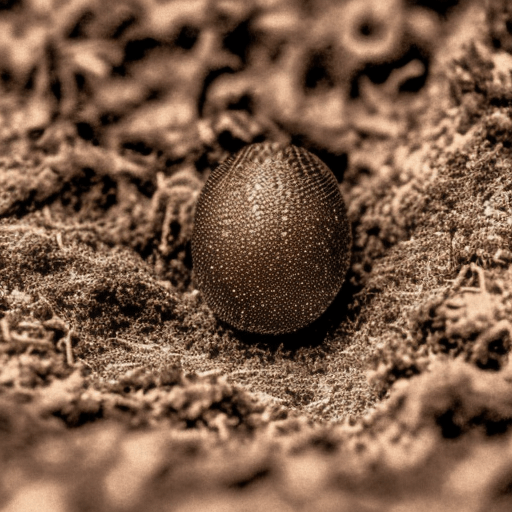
[192,142,351,334]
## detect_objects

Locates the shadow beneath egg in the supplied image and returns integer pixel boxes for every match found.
[225,276,355,352]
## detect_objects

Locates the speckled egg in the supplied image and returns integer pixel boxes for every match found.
[192,142,351,334]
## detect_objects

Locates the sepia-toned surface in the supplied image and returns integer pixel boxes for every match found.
[2,0,512,510]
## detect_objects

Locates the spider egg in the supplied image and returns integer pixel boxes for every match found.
[192,142,351,334]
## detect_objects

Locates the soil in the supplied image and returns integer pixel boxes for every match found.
[2,0,512,510]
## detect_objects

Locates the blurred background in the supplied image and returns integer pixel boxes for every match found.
[0,0,469,159]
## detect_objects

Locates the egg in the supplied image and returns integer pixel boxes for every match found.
[192,142,351,334]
